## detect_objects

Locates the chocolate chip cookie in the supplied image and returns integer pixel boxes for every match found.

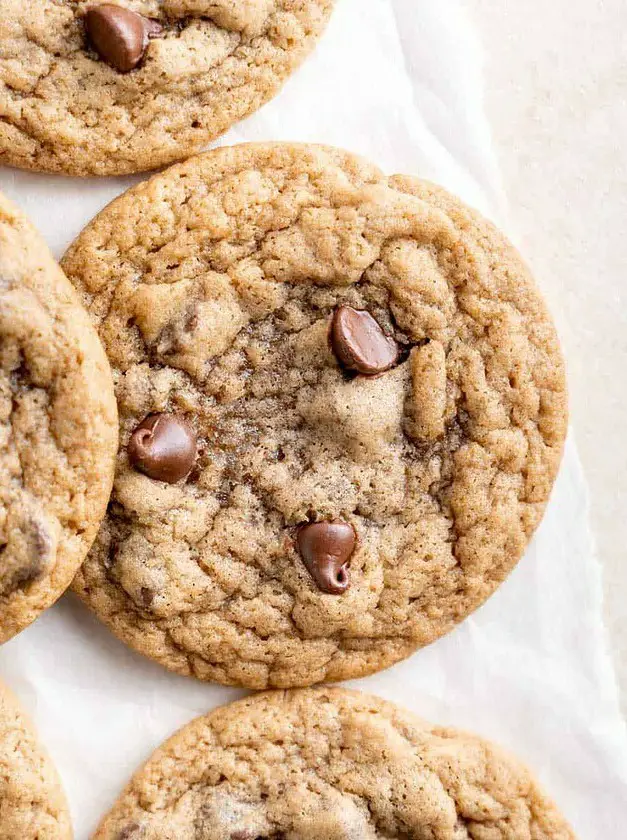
[93,687,575,839]
[0,192,117,643]
[0,1,335,176]
[63,143,568,688]
[0,681,72,839]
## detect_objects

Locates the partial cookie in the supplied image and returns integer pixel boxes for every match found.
[0,681,72,839]
[0,192,118,643]
[93,687,575,839]
[63,143,567,688]
[0,2,335,176]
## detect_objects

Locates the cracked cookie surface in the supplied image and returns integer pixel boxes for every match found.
[62,143,567,688]
[0,192,118,643]
[0,681,72,839]
[93,687,575,839]
[0,1,334,176]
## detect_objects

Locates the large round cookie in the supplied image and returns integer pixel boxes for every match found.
[0,1,334,176]
[63,143,567,688]
[0,681,72,839]
[93,688,575,839]
[0,192,118,643]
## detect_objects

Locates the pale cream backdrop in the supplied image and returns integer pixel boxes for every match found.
[468,0,627,717]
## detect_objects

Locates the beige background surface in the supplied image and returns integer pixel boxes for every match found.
[468,0,627,716]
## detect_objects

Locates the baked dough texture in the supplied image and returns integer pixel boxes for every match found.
[0,1,335,176]
[93,688,575,839]
[62,143,568,688]
[0,681,72,839]
[0,191,118,643]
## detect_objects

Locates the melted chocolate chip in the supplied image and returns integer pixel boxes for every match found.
[297,521,356,594]
[140,586,155,607]
[9,558,44,590]
[85,5,162,72]
[115,825,142,840]
[0,517,51,597]
[0,557,43,598]
[330,305,398,375]
[128,413,197,484]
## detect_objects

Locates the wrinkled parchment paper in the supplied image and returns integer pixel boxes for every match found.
[1,1,626,836]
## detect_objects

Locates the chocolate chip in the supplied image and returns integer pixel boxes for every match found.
[140,586,155,607]
[128,413,197,484]
[85,5,162,72]
[297,521,356,594]
[10,558,44,588]
[0,517,51,597]
[330,305,398,375]
[116,825,142,840]
[1,556,43,596]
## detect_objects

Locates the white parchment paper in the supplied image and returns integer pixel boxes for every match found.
[1,1,626,836]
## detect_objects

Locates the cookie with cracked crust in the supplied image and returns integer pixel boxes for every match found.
[0,192,118,643]
[0,681,72,839]
[93,687,575,839]
[62,143,567,688]
[0,1,335,176]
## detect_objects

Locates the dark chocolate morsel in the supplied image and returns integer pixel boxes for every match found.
[140,586,155,607]
[297,520,356,594]
[115,825,142,840]
[0,517,51,597]
[85,5,162,72]
[128,413,197,484]
[330,305,398,375]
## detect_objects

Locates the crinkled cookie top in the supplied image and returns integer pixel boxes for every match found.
[0,192,117,643]
[0,1,334,176]
[93,688,575,839]
[0,682,72,840]
[63,143,567,688]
